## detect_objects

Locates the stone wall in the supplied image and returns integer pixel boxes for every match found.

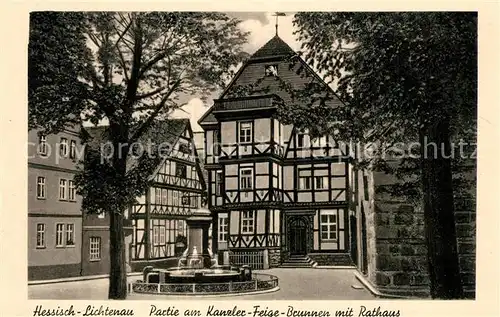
[455,196,476,298]
[268,249,281,268]
[453,163,476,299]
[364,165,476,298]
[308,253,354,266]
[360,170,429,297]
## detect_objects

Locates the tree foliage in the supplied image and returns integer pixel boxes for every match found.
[287,12,477,203]
[288,12,477,299]
[29,12,91,131]
[28,11,249,299]
[291,13,476,143]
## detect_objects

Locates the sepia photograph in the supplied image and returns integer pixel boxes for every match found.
[24,10,479,304]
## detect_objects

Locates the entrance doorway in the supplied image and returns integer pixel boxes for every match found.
[289,217,307,255]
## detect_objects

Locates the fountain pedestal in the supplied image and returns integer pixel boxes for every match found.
[185,208,212,268]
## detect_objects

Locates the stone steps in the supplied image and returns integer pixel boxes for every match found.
[280,255,317,268]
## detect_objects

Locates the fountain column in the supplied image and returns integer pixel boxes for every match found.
[185,208,212,268]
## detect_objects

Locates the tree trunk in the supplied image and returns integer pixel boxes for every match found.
[108,208,127,299]
[420,117,464,299]
[108,126,129,300]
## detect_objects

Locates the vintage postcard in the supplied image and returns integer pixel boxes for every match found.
[0,2,499,317]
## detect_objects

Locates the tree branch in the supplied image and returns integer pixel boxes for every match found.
[110,18,132,83]
[125,16,144,111]
[138,33,188,79]
[129,79,182,144]
[87,32,101,48]
[113,14,133,46]
[135,86,168,100]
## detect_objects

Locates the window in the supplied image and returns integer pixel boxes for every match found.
[37,176,46,199]
[155,188,161,205]
[38,135,47,156]
[321,211,338,241]
[216,171,223,196]
[218,214,229,242]
[161,189,167,205]
[265,64,278,76]
[66,224,75,246]
[36,224,45,248]
[176,163,187,178]
[89,237,101,260]
[173,191,179,206]
[239,122,252,144]
[298,170,311,190]
[191,167,197,181]
[160,226,166,244]
[190,195,197,208]
[153,226,159,245]
[68,180,76,201]
[213,130,221,155]
[297,133,305,148]
[177,220,185,236]
[55,223,65,247]
[315,176,328,190]
[59,179,67,200]
[69,140,77,159]
[242,211,254,233]
[182,195,190,205]
[240,168,253,190]
[312,136,327,147]
[59,138,68,157]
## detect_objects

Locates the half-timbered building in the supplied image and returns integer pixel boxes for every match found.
[199,35,354,268]
[82,118,207,271]
[127,119,208,269]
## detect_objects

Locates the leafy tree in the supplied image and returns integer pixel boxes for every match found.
[285,12,477,299]
[28,11,249,299]
[29,12,90,131]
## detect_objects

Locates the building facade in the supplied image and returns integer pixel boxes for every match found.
[200,35,476,298]
[29,119,207,279]
[128,119,208,270]
[200,35,353,268]
[28,126,84,280]
[80,210,134,276]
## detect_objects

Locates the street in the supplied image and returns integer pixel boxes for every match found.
[28,268,375,300]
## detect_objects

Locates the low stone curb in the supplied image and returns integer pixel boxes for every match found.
[353,271,413,299]
[314,266,357,269]
[130,286,281,298]
[28,272,142,286]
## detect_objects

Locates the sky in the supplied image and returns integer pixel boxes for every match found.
[82,12,301,131]
[170,12,301,132]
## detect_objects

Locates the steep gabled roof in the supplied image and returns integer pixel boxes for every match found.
[197,106,218,126]
[199,36,297,127]
[198,35,345,128]
[249,35,296,61]
[83,118,190,173]
[84,119,188,151]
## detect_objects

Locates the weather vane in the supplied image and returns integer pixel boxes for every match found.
[272,12,287,36]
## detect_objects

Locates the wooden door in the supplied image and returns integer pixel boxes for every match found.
[289,218,307,255]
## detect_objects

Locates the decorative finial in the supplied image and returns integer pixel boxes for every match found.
[272,12,287,36]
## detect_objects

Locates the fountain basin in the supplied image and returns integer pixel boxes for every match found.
[166,267,241,283]
[131,272,280,296]
[143,265,251,284]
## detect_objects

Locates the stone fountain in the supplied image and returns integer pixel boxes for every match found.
[141,208,251,285]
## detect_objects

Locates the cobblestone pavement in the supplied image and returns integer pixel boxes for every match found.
[28,268,375,300]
